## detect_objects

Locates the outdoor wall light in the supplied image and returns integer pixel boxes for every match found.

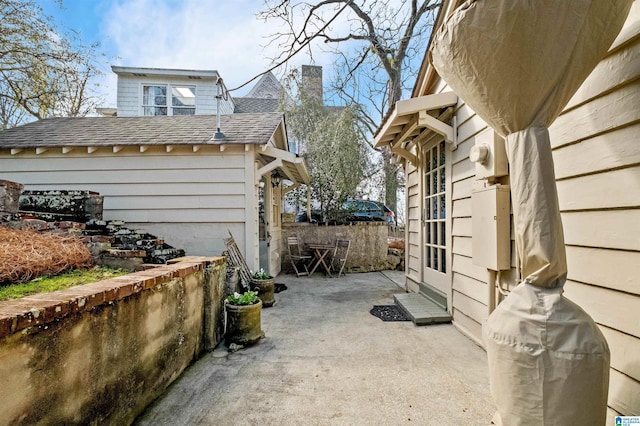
[271,171,281,188]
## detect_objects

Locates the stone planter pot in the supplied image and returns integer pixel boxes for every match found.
[251,277,275,307]
[225,300,263,346]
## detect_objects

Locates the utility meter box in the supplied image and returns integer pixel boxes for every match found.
[472,183,511,270]
[470,129,508,180]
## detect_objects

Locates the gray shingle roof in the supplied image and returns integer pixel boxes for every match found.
[233,97,281,113]
[0,113,284,148]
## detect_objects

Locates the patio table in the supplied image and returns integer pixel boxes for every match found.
[306,243,334,277]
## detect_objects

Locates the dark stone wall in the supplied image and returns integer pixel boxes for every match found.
[19,190,104,222]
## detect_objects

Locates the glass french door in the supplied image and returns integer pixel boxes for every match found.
[423,140,447,294]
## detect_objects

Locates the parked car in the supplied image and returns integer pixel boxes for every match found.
[295,209,323,223]
[295,199,395,224]
[343,199,395,223]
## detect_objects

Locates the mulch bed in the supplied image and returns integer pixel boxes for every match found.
[0,226,92,284]
[370,305,410,322]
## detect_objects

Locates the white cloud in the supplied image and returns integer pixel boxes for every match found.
[94,0,429,109]
[97,0,342,106]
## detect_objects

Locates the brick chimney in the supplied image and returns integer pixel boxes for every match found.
[301,65,323,104]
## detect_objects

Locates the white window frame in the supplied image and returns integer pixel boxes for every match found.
[141,84,196,116]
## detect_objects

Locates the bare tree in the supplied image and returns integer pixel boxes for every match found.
[259,0,440,213]
[0,0,104,128]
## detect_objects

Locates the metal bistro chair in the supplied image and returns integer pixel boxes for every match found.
[287,236,312,277]
[331,239,351,277]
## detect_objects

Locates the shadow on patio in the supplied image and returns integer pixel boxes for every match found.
[135,271,495,425]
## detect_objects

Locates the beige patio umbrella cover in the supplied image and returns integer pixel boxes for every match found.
[430,1,632,424]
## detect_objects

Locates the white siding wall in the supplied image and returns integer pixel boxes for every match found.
[405,160,422,293]
[421,3,640,418]
[434,3,640,355]
[0,145,253,260]
[449,92,494,344]
[549,5,640,419]
[400,0,638,417]
[116,74,234,117]
[404,77,502,343]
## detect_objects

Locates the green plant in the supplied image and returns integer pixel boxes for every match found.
[226,291,260,306]
[251,268,272,280]
[0,266,128,301]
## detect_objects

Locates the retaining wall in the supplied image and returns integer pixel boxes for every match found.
[0,257,226,426]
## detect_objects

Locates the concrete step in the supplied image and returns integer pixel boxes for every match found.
[393,293,451,326]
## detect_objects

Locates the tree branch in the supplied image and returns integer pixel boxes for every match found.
[227,0,354,92]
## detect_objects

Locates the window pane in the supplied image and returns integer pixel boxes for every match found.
[426,216,431,239]
[440,248,446,273]
[432,222,438,246]
[143,106,167,116]
[440,194,446,219]
[432,173,437,197]
[171,86,196,107]
[440,221,446,246]
[172,108,195,116]
[426,246,431,268]
[426,151,431,172]
[439,169,445,193]
[439,141,446,166]
[432,147,438,170]
[433,245,439,270]
[432,197,437,219]
[143,86,166,106]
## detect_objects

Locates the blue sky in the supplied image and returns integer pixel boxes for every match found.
[41,0,334,108]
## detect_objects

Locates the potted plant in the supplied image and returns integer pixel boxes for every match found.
[251,268,275,307]
[225,291,264,346]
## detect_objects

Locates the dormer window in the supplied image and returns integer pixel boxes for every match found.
[142,85,196,116]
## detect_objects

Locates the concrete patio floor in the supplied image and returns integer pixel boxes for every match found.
[135,271,495,425]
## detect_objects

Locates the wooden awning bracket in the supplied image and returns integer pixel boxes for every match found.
[256,158,283,181]
[283,183,300,195]
[375,93,458,162]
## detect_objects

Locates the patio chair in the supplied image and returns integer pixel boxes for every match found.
[287,236,312,277]
[331,239,351,277]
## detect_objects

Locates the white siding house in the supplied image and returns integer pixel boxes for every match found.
[375,0,639,420]
[0,66,309,276]
[112,66,235,117]
[0,113,309,277]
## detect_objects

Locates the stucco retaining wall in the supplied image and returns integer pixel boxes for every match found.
[0,256,226,426]
[281,222,388,273]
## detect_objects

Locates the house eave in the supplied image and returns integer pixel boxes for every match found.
[258,145,310,186]
[111,66,221,81]
[373,92,458,165]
